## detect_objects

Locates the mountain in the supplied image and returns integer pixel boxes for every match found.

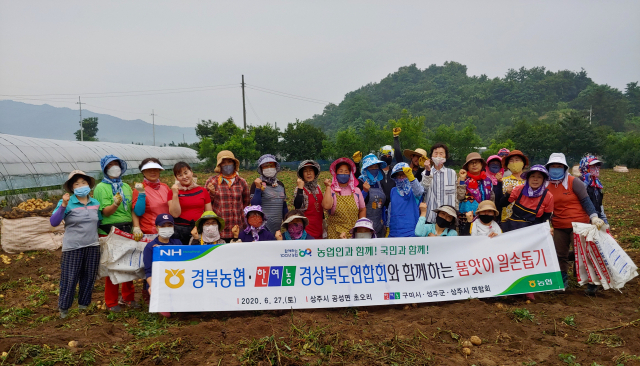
[0,100,198,145]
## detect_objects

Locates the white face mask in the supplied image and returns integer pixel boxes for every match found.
[158,227,174,239]
[354,232,372,239]
[107,165,122,178]
[262,168,277,178]
[432,157,446,167]
[202,224,220,242]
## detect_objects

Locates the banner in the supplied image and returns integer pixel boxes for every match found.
[149,222,563,312]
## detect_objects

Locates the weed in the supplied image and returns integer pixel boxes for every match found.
[114,337,193,365]
[511,308,535,322]
[8,343,94,365]
[586,333,625,347]
[563,315,576,326]
[612,352,640,364]
[107,308,180,338]
[558,353,581,365]
[522,361,537,366]
[0,307,33,327]
[0,280,18,292]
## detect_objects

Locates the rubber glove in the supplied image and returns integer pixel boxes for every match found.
[132,227,143,242]
[352,151,362,164]
[393,128,402,137]
[402,166,415,181]
[591,217,605,230]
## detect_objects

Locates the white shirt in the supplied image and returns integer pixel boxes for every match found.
[469,220,502,236]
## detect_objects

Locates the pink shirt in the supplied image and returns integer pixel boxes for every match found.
[329,186,366,215]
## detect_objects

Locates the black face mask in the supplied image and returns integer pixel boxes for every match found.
[478,214,494,224]
[380,155,393,165]
[436,216,452,229]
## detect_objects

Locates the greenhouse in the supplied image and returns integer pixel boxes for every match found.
[0,133,200,192]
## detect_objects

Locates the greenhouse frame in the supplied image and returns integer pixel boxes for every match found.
[0,134,200,192]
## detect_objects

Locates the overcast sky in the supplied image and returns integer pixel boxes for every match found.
[1,1,639,129]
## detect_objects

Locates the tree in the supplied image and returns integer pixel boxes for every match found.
[331,127,364,160]
[195,117,242,144]
[74,117,99,141]
[481,139,516,159]
[557,111,610,164]
[625,82,640,116]
[198,130,259,169]
[280,121,326,161]
[605,132,640,168]
[570,84,629,131]
[387,110,427,153]
[249,123,281,157]
[427,123,482,165]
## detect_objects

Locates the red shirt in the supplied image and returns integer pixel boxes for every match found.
[132,182,170,234]
[167,186,211,225]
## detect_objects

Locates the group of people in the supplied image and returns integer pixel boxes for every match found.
[50,129,609,318]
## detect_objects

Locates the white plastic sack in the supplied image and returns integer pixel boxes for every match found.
[0,217,64,253]
[573,222,638,291]
[99,227,157,285]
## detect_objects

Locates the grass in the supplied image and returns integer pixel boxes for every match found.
[511,308,535,323]
[563,315,576,326]
[558,353,581,366]
[585,333,625,348]
[106,308,181,339]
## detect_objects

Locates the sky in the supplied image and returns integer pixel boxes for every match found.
[1,1,639,130]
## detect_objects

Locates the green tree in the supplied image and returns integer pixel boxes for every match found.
[625,82,640,116]
[605,132,640,168]
[249,123,281,157]
[280,121,326,161]
[570,84,629,131]
[332,127,364,160]
[198,130,259,169]
[74,117,99,141]
[195,118,242,144]
[500,120,560,165]
[387,110,427,152]
[481,139,516,159]
[557,111,610,164]
[427,124,482,165]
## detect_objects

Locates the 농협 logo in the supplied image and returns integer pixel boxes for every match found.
[164,269,185,289]
[299,248,312,257]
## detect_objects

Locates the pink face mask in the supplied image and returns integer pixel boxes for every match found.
[589,165,600,178]
[287,223,304,239]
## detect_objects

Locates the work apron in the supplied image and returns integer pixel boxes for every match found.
[326,192,359,239]
[303,187,324,239]
[365,183,386,238]
[503,189,548,232]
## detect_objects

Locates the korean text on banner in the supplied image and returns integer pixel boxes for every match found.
[150,222,562,312]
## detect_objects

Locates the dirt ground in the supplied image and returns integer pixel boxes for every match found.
[0,170,639,365]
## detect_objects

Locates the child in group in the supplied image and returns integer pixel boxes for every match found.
[232,205,276,242]
[194,211,226,245]
[340,218,377,239]
[275,210,315,240]
[387,163,424,237]
[143,214,182,318]
[415,203,458,237]
[467,200,502,237]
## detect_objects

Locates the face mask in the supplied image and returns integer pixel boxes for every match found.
[221,164,235,176]
[488,163,501,174]
[367,168,379,177]
[158,227,174,238]
[589,166,600,178]
[202,224,219,242]
[354,232,372,239]
[549,167,566,181]
[107,165,122,178]
[507,161,524,173]
[287,223,304,239]
[262,167,277,178]
[478,214,494,224]
[336,174,350,184]
[247,215,263,228]
[380,155,393,165]
[74,185,91,197]
[436,216,452,229]
[432,157,446,167]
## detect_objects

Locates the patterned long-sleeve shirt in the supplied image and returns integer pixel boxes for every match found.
[204,175,250,239]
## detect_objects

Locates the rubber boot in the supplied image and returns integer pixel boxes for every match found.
[585,284,598,296]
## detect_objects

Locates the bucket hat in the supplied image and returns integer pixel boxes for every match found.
[361,154,387,170]
[63,170,96,194]
[214,150,240,173]
[195,211,226,234]
[462,152,486,171]
[297,160,320,179]
[502,150,529,169]
[403,148,427,160]
[545,153,569,170]
[525,165,549,180]
[476,200,499,216]
[433,205,459,225]
[349,218,377,238]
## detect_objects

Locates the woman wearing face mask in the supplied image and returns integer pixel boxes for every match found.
[346,218,377,239]
[231,205,276,242]
[485,155,503,185]
[494,150,528,225]
[194,211,226,245]
[387,163,425,237]
[352,128,403,201]
[94,154,139,312]
[467,200,502,238]
[293,160,325,239]
[502,165,554,232]
[356,154,388,238]
[579,155,608,226]
[275,210,315,240]
[50,170,101,319]
[545,153,603,290]
[205,151,250,242]
[415,203,458,237]
[458,152,494,236]
[250,154,288,234]
[168,161,212,245]
[421,143,465,224]
[143,214,182,318]
[322,158,366,239]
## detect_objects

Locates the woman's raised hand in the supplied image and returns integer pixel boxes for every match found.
[458,169,467,181]
[297,178,305,189]
[275,230,283,240]
[323,178,331,187]
[206,182,215,195]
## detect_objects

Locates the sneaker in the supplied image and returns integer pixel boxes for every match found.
[159,312,171,318]
[525,293,535,301]
[585,284,598,296]
[123,300,141,309]
[78,305,88,310]
[60,309,69,319]
[108,305,122,313]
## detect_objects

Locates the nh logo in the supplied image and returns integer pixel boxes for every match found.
[160,249,182,256]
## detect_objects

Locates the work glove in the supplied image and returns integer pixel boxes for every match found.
[393,128,402,137]
[134,182,145,194]
[418,156,427,168]
[591,217,605,230]
[113,193,123,206]
[352,151,362,164]
[132,227,143,242]
[402,166,415,182]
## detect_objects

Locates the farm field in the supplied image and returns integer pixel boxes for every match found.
[0,170,639,365]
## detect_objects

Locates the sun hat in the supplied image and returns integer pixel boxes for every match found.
[476,200,499,216]
[281,210,309,231]
[525,165,549,180]
[545,153,569,170]
[63,170,96,194]
[297,160,320,179]
[462,152,486,171]
[379,145,394,156]
[433,205,459,225]
[256,154,280,174]
[361,154,387,170]
[140,161,164,171]
[502,150,529,169]
[195,211,225,234]
[155,213,175,226]
[403,148,428,160]
[349,218,377,238]
[497,148,510,157]
[214,150,240,173]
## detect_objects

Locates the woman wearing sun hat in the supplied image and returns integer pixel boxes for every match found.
[293,160,325,239]
[321,158,366,239]
[50,170,101,319]
[458,152,494,235]
[494,150,529,224]
[356,153,389,238]
[415,204,458,237]
[250,154,288,234]
[131,158,170,236]
[194,211,226,245]
[501,165,554,232]
[275,210,315,240]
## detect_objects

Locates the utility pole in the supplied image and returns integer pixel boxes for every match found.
[76,96,85,141]
[589,105,592,125]
[151,109,156,146]
[241,75,247,132]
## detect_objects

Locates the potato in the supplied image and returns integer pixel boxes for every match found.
[68,340,79,348]
[461,340,473,348]
[462,347,471,356]
[470,336,482,346]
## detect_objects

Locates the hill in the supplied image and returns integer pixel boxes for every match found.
[0,100,198,145]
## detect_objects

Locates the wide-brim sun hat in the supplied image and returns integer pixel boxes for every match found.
[526,165,550,180]
[281,210,309,231]
[545,153,569,170]
[476,200,500,216]
[502,150,530,169]
[349,218,377,238]
[63,170,96,194]
[462,152,486,171]
[433,205,459,225]
[361,154,387,171]
[403,148,427,160]
[195,211,225,234]
[256,154,281,175]
[297,160,320,179]
[214,150,240,173]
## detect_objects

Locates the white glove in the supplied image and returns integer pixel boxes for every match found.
[132,227,143,242]
[591,217,605,230]
[134,182,145,194]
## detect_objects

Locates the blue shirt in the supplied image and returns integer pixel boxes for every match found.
[52,195,102,251]
[414,217,458,237]
[143,237,183,278]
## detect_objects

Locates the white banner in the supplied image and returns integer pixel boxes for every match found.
[150,222,562,312]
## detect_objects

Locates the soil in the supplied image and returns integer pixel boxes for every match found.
[0,170,639,365]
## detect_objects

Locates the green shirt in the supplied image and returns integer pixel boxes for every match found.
[93,182,133,235]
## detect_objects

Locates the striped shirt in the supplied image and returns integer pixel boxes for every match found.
[421,167,459,223]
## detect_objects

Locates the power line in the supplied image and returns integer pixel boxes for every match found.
[0,83,238,97]
[245,86,330,105]
[4,85,239,100]
[245,94,263,125]
[245,84,333,104]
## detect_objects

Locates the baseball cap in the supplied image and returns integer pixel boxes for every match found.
[155,214,175,226]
